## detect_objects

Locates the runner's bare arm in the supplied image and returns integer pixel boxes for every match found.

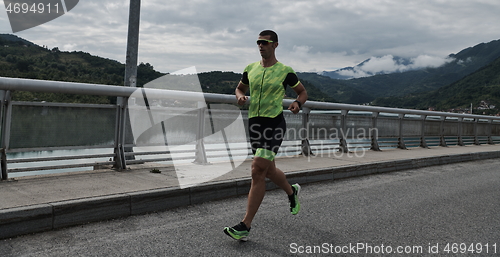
[288,82,307,114]
[235,82,249,106]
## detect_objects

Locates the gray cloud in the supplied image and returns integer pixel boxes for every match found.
[1,0,499,74]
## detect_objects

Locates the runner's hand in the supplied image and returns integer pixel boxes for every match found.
[237,95,248,105]
[288,102,300,114]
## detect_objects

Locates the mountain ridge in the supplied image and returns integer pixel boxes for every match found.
[306,39,500,105]
[0,34,333,103]
[373,55,500,114]
[1,33,499,114]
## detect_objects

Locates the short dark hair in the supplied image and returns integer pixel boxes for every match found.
[259,30,278,42]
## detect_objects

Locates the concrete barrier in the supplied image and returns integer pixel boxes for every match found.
[52,195,131,228]
[0,204,52,239]
[130,188,190,215]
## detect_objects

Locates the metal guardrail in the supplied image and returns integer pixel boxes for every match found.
[1,76,499,180]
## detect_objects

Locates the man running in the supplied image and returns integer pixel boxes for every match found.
[224,30,308,241]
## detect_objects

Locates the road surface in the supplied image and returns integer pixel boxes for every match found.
[1,159,499,256]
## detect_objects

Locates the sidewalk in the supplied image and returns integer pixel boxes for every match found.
[1,144,499,239]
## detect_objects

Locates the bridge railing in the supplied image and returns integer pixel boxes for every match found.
[1,76,499,180]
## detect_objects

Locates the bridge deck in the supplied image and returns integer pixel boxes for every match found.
[0,144,499,239]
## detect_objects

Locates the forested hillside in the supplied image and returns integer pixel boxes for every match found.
[0,34,334,104]
[297,72,372,104]
[0,34,165,103]
[3,33,500,114]
[329,39,500,100]
[373,56,500,115]
[197,71,336,102]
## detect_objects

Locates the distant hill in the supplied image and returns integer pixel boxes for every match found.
[0,34,36,46]
[297,72,371,104]
[3,33,500,113]
[0,34,334,104]
[198,71,337,103]
[0,34,166,103]
[373,55,500,114]
[317,39,500,102]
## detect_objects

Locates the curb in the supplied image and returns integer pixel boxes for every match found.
[1,150,499,239]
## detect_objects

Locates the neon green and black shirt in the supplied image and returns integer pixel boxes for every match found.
[241,61,300,119]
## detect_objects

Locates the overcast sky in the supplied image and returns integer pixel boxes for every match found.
[1,0,499,75]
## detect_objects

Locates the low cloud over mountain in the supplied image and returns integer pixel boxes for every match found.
[323,55,454,79]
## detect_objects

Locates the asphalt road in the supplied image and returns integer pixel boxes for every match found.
[1,159,499,256]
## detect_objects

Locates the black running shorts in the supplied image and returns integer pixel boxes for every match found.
[248,112,286,161]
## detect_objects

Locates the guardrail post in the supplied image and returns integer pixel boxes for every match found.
[473,118,480,145]
[370,112,381,151]
[300,107,313,156]
[0,90,12,180]
[397,113,407,149]
[487,119,494,145]
[0,90,4,180]
[420,115,428,148]
[113,97,127,170]
[457,117,465,146]
[439,116,448,147]
[193,102,208,165]
[338,109,349,153]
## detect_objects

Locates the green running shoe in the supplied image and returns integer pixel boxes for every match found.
[224,222,250,241]
[289,183,301,215]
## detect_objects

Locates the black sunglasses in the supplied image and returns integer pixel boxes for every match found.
[256,39,274,45]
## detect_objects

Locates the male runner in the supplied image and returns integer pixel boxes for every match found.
[224,30,308,241]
